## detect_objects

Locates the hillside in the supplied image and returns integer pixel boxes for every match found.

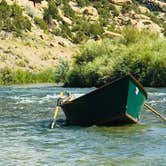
[0,0,166,85]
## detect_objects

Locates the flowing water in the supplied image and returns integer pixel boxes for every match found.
[0,85,165,166]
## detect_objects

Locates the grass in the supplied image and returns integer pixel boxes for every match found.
[0,68,56,85]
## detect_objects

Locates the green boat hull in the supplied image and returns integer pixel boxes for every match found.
[61,75,147,126]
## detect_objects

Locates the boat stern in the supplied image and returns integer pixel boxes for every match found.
[125,77,147,123]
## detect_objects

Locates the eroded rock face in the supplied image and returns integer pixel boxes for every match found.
[137,0,166,12]
[110,0,132,5]
[82,6,99,22]
[6,0,48,18]
[138,6,150,14]
[133,19,163,33]
[4,0,166,36]
[103,30,123,38]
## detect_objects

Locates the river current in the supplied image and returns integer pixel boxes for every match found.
[0,85,165,165]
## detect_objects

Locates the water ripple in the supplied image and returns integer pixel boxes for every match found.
[0,86,165,165]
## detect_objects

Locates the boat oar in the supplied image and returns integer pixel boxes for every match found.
[51,92,63,129]
[144,103,166,122]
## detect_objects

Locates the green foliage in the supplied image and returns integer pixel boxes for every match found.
[163,23,166,37]
[53,23,73,41]
[43,0,61,24]
[72,31,87,44]
[109,3,119,16]
[76,0,90,7]
[54,58,69,83]
[0,68,56,85]
[62,2,76,19]
[0,0,11,20]
[59,23,73,39]
[65,28,166,87]
[0,67,14,85]
[92,0,111,26]
[121,2,140,14]
[122,26,159,45]
[34,17,48,30]
[0,1,31,35]
[72,20,104,42]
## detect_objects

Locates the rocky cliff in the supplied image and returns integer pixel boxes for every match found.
[0,0,165,73]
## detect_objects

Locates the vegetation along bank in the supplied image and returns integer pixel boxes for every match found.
[0,0,166,87]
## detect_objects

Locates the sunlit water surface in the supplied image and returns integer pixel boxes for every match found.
[0,85,165,166]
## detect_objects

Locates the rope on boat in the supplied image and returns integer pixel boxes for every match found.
[51,92,63,129]
[144,103,166,122]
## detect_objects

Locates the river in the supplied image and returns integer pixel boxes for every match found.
[0,85,165,165]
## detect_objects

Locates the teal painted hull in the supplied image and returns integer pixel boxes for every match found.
[61,75,147,126]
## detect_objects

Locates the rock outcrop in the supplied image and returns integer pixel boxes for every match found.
[110,0,132,5]
[137,0,166,12]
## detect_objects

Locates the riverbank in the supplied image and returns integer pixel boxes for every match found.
[1,1,166,87]
[1,30,166,87]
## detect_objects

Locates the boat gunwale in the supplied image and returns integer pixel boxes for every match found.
[125,113,138,123]
[61,74,147,106]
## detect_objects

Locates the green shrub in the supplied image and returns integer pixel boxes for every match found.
[109,3,119,16]
[0,1,31,35]
[121,2,140,14]
[0,68,56,85]
[52,27,61,36]
[34,17,48,30]
[65,29,166,87]
[93,1,111,25]
[76,0,90,7]
[62,2,76,19]
[72,31,88,44]
[0,67,14,85]
[43,0,61,24]
[122,26,159,45]
[0,0,11,20]
[65,66,84,87]
[163,23,166,36]
[72,20,103,40]
[52,23,73,39]
[54,58,69,83]
[59,23,73,39]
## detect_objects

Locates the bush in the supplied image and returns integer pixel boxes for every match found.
[110,3,119,16]
[65,28,166,87]
[0,1,31,35]
[72,20,103,41]
[62,2,76,19]
[59,23,73,39]
[72,31,88,44]
[0,67,14,85]
[34,17,48,30]
[76,0,90,7]
[121,2,140,14]
[54,58,69,83]
[43,0,61,24]
[0,0,11,20]
[163,23,166,36]
[122,26,159,45]
[93,1,111,25]
[0,68,56,85]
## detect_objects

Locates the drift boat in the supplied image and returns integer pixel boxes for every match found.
[60,74,147,126]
